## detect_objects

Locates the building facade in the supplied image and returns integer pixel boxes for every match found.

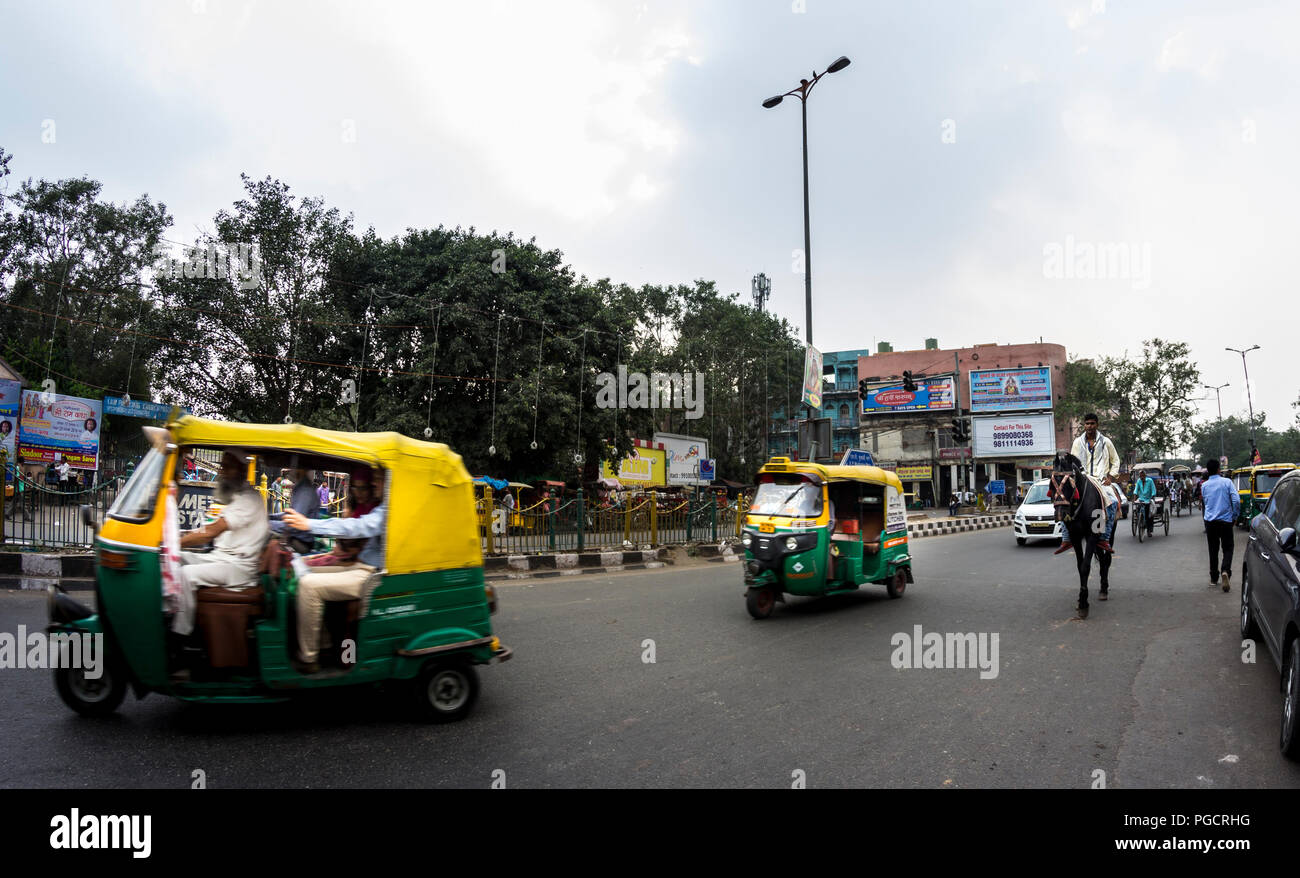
[767,348,871,460]
[856,340,1069,506]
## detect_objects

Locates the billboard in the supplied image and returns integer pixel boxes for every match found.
[972,413,1056,458]
[0,380,19,464]
[18,390,103,469]
[861,376,955,414]
[600,446,667,487]
[104,395,189,420]
[802,345,823,409]
[896,464,933,480]
[969,367,1053,413]
[654,433,711,486]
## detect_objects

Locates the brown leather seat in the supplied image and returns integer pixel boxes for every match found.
[196,586,265,668]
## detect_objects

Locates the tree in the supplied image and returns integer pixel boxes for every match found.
[1088,340,1200,461]
[1189,413,1300,468]
[1059,357,1113,434]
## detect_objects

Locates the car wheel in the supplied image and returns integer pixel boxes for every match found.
[412,658,479,723]
[55,660,127,718]
[1240,563,1262,642]
[1016,537,1026,546]
[1282,638,1300,759]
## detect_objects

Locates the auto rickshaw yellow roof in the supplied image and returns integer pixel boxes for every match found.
[167,415,463,467]
[165,415,481,574]
[758,457,904,491]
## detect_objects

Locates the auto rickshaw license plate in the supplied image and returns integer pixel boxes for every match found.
[759,523,774,533]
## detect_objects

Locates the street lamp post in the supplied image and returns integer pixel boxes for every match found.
[762,55,850,347]
[1226,345,1260,460]
[1203,382,1229,461]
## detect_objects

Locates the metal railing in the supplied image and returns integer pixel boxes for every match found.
[2,467,121,550]
[477,486,748,555]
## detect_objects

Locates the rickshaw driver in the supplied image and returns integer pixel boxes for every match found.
[171,450,271,635]
[282,468,387,673]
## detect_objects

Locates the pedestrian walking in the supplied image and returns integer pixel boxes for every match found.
[1201,458,1239,592]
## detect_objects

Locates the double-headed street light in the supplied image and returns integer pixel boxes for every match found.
[762,55,851,347]
[1203,382,1230,461]
[1225,345,1260,458]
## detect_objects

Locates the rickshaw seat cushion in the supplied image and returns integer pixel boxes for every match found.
[863,541,881,554]
[195,586,265,669]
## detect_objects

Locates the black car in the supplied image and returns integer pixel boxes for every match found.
[1240,467,1300,758]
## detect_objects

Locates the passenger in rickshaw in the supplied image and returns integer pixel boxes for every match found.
[269,465,320,551]
[282,467,387,673]
[171,450,270,636]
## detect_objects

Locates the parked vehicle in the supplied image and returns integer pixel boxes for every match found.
[740,457,912,619]
[50,416,510,723]
[1240,467,1300,757]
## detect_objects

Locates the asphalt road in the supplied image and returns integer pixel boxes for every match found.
[1,514,1297,789]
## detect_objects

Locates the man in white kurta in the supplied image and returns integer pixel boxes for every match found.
[171,451,269,635]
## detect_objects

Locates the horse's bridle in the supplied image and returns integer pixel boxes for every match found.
[1049,470,1080,522]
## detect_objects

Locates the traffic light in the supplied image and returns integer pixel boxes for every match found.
[951,417,970,444]
[858,378,869,401]
[902,370,917,392]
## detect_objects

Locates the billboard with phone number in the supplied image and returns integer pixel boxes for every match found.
[972,413,1056,458]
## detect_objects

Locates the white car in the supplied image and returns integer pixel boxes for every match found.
[1014,479,1065,545]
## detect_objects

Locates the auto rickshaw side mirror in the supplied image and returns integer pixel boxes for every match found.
[80,503,98,534]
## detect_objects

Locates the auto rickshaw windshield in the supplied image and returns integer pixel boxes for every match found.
[750,476,823,517]
[108,448,166,522]
[1256,471,1288,494]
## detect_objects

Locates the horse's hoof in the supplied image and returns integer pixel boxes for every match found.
[1076,604,1089,619]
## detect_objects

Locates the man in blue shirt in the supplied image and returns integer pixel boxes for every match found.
[1134,471,1158,537]
[1200,458,1240,592]
[283,468,386,672]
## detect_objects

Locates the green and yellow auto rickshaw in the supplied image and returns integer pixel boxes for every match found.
[50,416,509,722]
[740,457,913,619]
[1240,463,1297,527]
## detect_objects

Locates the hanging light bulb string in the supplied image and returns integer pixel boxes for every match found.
[488,312,502,456]
[530,320,545,451]
[423,302,442,439]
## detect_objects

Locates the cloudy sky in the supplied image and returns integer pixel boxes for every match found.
[2,0,1296,430]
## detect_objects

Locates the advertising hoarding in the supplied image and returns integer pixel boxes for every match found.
[654,433,711,486]
[861,376,955,414]
[0,380,19,464]
[802,345,823,409]
[103,396,189,420]
[896,464,933,480]
[972,413,1056,458]
[19,390,102,469]
[969,367,1053,413]
[600,447,667,487]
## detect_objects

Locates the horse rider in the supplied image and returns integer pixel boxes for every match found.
[1058,412,1120,554]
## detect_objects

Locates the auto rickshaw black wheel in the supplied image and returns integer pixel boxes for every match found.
[55,661,127,718]
[886,568,907,599]
[413,658,479,723]
[745,586,776,620]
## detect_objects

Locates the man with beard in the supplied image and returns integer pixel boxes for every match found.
[170,450,270,636]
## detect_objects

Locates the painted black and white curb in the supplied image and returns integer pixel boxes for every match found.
[0,552,95,591]
[907,513,1014,539]
[483,547,673,581]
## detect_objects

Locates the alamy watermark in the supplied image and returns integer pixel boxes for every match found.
[1042,235,1151,290]
[0,625,104,678]
[594,366,704,420]
[152,241,263,290]
[890,624,999,679]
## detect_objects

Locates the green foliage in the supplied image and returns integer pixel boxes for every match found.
[1188,414,1300,469]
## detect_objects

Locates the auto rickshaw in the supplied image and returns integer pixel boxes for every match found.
[740,457,912,619]
[1239,463,1297,527]
[50,416,510,722]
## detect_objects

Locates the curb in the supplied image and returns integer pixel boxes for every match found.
[906,513,1014,539]
[484,547,674,582]
[0,552,96,591]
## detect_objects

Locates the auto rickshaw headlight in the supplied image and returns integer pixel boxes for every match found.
[742,533,753,548]
[785,536,798,551]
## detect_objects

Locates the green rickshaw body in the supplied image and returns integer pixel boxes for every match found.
[740,458,912,617]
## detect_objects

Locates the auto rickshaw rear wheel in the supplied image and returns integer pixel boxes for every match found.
[413,658,480,723]
[55,660,127,717]
[745,586,776,620]
[886,568,907,599]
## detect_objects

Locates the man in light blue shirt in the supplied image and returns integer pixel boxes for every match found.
[1134,471,1157,537]
[1200,458,1240,592]
[283,470,386,671]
